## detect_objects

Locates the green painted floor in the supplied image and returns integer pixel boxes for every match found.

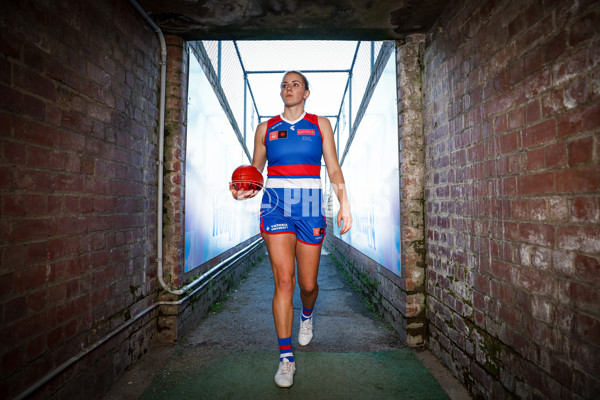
[104,249,465,400]
[140,349,449,400]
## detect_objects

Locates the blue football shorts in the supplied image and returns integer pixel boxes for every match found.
[260,208,326,245]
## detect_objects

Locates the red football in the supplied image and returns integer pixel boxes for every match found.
[231,165,264,191]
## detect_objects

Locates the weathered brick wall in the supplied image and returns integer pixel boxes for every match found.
[423,0,600,398]
[162,35,187,293]
[0,0,160,398]
[397,35,428,347]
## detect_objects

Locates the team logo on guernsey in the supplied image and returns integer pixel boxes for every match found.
[313,228,324,236]
[298,129,315,135]
[270,130,288,140]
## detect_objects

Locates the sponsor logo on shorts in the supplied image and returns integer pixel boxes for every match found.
[267,223,288,232]
[313,227,324,236]
[298,129,315,135]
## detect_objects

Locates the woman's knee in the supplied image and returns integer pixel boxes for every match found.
[300,281,318,297]
[274,274,296,295]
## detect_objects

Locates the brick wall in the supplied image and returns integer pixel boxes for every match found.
[0,0,160,398]
[423,0,600,398]
[161,35,187,295]
[397,35,428,347]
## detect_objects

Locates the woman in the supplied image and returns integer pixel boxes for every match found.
[230,71,352,388]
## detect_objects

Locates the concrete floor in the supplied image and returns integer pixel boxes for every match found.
[103,248,471,400]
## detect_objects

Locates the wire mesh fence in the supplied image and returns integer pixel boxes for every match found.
[190,40,392,164]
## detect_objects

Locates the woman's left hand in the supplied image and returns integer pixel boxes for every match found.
[337,206,352,234]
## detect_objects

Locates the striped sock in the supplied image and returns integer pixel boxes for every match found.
[278,337,294,362]
[301,306,313,322]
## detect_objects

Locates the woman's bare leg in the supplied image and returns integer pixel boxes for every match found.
[263,233,297,338]
[296,241,322,312]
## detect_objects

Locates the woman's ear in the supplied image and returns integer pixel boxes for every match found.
[303,90,310,99]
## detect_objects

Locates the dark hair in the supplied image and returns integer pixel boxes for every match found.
[283,70,309,91]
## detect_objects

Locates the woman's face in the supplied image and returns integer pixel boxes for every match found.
[280,72,309,107]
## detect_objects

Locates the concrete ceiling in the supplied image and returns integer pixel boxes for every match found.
[136,0,450,40]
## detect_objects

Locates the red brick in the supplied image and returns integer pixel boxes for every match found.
[508,106,524,130]
[523,45,544,77]
[522,119,556,149]
[54,173,84,192]
[558,226,600,253]
[495,114,508,133]
[574,311,600,346]
[484,91,516,118]
[544,33,566,64]
[550,354,573,388]
[541,90,565,117]
[47,195,63,214]
[544,142,566,168]
[556,166,600,193]
[2,194,26,216]
[47,283,67,306]
[26,289,47,312]
[496,132,518,155]
[531,247,551,271]
[563,77,588,110]
[516,68,552,105]
[568,136,594,165]
[14,266,48,292]
[525,100,540,124]
[571,197,597,222]
[518,172,554,195]
[55,216,87,235]
[508,58,525,87]
[4,296,27,324]
[48,151,67,171]
[22,94,46,121]
[15,169,54,191]
[512,200,528,219]
[13,218,55,242]
[528,198,547,220]
[526,147,545,171]
[519,223,555,247]
[572,368,600,399]
[3,141,27,164]
[560,281,600,310]
[575,254,599,283]
[569,11,600,47]
[13,65,56,101]
[499,300,522,328]
[557,102,600,137]
[500,176,516,195]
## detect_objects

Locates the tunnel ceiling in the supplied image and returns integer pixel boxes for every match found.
[136,0,451,40]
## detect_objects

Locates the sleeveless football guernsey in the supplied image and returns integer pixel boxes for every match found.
[260,112,326,244]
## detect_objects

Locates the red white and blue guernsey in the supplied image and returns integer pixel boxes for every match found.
[260,112,326,245]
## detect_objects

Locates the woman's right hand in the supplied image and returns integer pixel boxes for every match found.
[229,182,260,200]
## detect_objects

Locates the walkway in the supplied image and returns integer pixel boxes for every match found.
[103,248,470,399]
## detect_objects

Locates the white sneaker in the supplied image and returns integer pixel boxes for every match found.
[298,316,313,346]
[274,358,295,387]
